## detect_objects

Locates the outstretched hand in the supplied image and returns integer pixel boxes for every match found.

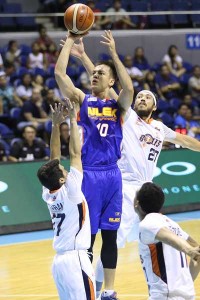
[60,31,88,49]
[70,37,85,58]
[100,30,116,55]
[50,103,66,125]
[62,98,77,120]
[188,246,200,262]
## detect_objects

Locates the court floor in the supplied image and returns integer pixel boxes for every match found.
[0,211,199,300]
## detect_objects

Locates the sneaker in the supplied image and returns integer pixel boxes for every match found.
[100,291,118,300]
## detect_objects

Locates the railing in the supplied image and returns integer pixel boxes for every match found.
[0,10,200,17]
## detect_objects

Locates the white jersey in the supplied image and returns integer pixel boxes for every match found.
[118,108,176,184]
[139,213,195,300]
[42,167,91,253]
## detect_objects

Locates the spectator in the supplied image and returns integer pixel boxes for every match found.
[174,103,190,128]
[16,73,33,102]
[99,0,136,29]
[45,43,59,67]
[5,40,21,68]
[86,0,102,30]
[0,71,22,115]
[123,55,144,94]
[162,45,186,77]
[182,93,200,118]
[185,107,200,140]
[0,140,7,162]
[18,88,49,131]
[32,74,48,96]
[8,125,49,162]
[60,122,70,159]
[4,61,16,84]
[156,64,181,100]
[42,89,58,115]
[34,25,54,53]
[188,65,200,102]
[133,47,150,74]
[144,70,164,99]
[28,42,47,70]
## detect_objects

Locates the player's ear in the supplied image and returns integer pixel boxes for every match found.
[59,177,65,184]
[109,78,115,88]
[153,105,157,112]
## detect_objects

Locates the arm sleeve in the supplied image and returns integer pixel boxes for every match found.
[139,216,164,244]
[162,123,177,140]
[65,167,84,204]
[162,54,170,63]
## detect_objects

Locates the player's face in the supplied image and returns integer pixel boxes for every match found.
[134,92,156,118]
[91,65,115,93]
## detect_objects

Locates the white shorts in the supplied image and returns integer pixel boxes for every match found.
[52,250,95,300]
[117,182,141,248]
[148,296,195,300]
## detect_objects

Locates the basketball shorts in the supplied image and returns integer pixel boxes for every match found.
[52,249,95,300]
[117,181,141,248]
[148,295,195,300]
[82,164,122,234]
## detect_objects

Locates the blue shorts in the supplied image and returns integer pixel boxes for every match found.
[82,164,122,234]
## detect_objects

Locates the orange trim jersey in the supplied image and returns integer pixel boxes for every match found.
[118,108,176,184]
[138,213,195,300]
[42,167,91,253]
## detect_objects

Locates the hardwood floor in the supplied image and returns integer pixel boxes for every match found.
[0,220,199,300]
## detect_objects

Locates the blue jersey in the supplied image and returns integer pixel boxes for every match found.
[78,94,123,167]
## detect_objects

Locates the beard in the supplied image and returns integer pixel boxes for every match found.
[134,106,154,118]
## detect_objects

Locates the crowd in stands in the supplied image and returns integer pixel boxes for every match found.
[38,0,200,30]
[1,0,200,31]
[0,22,200,163]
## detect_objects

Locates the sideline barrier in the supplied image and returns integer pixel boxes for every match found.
[0,148,199,234]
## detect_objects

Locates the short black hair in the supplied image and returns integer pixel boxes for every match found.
[137,182,165,214]
[22,125,36,134]
[37,159,63,190]
[95,60,118,81]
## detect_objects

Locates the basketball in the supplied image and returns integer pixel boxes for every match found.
[64,3,95,34]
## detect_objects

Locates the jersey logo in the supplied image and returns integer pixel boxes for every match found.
[139,134,162,147]
[87,97,97,102]
[88,107,118,120]
[115,212,121,216]
[109,217,120,222]
[49,202,63,212]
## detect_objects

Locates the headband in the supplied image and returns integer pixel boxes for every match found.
[137,90,157,106]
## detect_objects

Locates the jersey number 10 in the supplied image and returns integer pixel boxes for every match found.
[97,123,109,137]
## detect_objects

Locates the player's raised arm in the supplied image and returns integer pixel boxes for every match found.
[100,30,134,112]
[55,32,85,104]
[50,103,66,161]
[64,98,82,173]
[165,132,200,151]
